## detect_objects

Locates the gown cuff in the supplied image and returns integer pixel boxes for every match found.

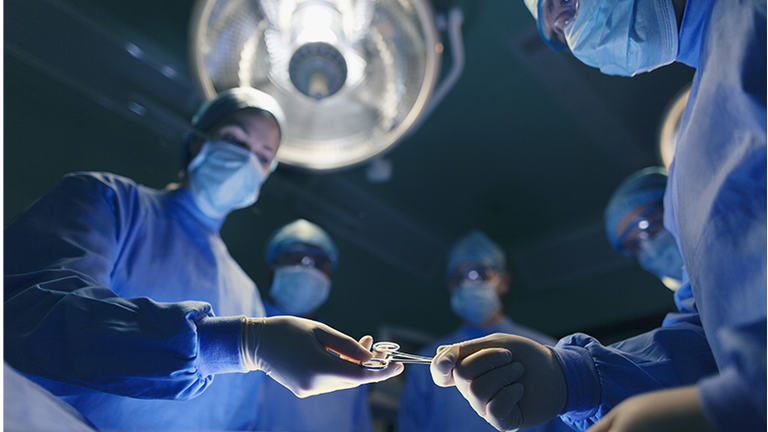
[552,344,601,419]
[196,316,248,376]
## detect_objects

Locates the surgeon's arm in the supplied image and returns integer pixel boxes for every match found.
[5,174,403,400]
[432,321,718,431]
[4,174,231,399]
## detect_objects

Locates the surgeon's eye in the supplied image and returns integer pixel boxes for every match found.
[256,153,270,165]
[223,135,249,150]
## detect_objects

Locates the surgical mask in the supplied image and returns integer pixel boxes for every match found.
[270,266,331,316]
[187,140,266,218]
[637,230,684,287]
[450,283,502,326]
[563,0,679,76]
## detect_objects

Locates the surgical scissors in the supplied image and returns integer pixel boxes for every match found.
[361,342,433,370]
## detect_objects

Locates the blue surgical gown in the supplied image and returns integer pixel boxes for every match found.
[252,301,375,432]
[553,0,767,430]
[4,362,99,432]
[4,172,267,431]
[397,317,573,432]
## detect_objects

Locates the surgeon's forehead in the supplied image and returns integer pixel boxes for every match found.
[208,108,276,132]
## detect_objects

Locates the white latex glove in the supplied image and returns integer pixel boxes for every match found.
[586,386,716,432]
[431,333,567,431]
[241,316,403,397]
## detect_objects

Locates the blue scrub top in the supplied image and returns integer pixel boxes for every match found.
[553,0,767,430]
[4,172,266,431]
[251,301,375,432]
[397,317,573,432]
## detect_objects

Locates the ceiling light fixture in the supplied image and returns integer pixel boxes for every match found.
[189,0,463,171]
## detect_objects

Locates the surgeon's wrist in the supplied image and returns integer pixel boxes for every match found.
[197,316,249,376]
[240,316,266,371]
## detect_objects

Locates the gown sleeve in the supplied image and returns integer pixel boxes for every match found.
[552,320,719,431]
[4,173,244,400]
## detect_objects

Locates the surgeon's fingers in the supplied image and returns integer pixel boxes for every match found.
[485,382,525,431]
[465,360,525,415]
[454,347,515,381]
[431,344,461,387]
[358,335,374,351]
[316,326,372,362]
[452,349,520,415]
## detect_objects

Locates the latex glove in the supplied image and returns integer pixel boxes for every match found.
[586,386,716,432]
[431,333,567,431]
[241,316,403,397]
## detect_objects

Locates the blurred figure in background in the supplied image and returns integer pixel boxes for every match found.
[604,167,684,291]
[397,230,571,432]
[254,219,375,432]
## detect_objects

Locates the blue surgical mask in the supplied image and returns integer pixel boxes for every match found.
[187,140,266,218]
[563,0,678,76]
[450,283,502,326]
[637,229,684,286]
[270,266,331,316]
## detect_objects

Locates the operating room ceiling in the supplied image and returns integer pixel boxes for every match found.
[4,0,696,344]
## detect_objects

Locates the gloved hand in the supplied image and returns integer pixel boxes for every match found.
[586,386,716,432]
[241,316,403,397]
[431,333,567,431]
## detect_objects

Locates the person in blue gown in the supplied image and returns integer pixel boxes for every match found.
[253,219,376,432]
[604,167,685,291]
[396,230,571,432]
[430,0,766,431]
[3,87,403,431]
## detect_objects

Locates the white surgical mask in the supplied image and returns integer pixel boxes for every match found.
[187,140,266,218]
[270,266,331,316]
[564,0,679,76]
[450,283,502,326]
[637,230,684,288]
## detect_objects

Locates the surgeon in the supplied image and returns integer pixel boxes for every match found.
[254,219,375,432]
[397,230,571,432]
[604,167,684,291]
[430,0,766,430]
[4,87,403,431]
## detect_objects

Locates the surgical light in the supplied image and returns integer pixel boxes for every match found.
[189,0,463,171]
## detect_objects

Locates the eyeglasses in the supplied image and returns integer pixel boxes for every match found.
[447,266,497,289]
[616,205,666,256]
[537,0,579,52]
[272,251,333,273]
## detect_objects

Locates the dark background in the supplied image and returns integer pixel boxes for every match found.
[5,0,693,351]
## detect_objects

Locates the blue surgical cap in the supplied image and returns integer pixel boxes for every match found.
[604,167,669,250]
[265,219,339,271]
[446,230,506,277]
[182,87,285,165]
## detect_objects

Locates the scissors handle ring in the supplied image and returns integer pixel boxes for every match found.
[372,342,400,353]
[361,358,389,370]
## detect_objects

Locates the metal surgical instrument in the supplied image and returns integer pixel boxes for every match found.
[361,342,433,370]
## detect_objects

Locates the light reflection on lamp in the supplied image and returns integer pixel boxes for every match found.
[189,0,461,171]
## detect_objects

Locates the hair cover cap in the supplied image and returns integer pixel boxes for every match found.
[604,167,669,250]
[182,87,285,165]
[446,230,506,277]
[265,219,339,271]
[524,0,539,20]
